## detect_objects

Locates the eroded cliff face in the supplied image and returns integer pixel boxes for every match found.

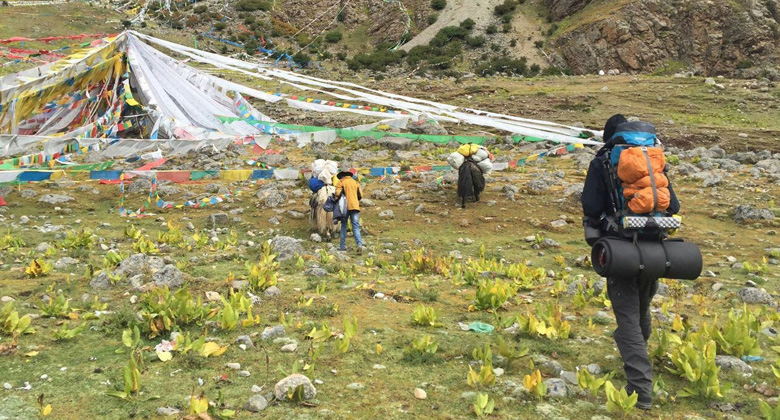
[544,0,593,21]
[549,0,779,77]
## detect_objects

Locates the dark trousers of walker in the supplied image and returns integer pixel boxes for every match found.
[607,276,659,403]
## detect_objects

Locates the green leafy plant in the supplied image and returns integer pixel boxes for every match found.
[405,335,439,362]
[472,393,495,418]
[52,322,85,341]
[471,279,516,312]
[107,355,141,400]
[25,260,53,278]
[604,380,638,414]
[761,400,780,420]
[0,231,25,252]
[411,304,439,327]
[576,368,614,396]
[666,336,724,398]
[522,369,546,399]
[306,322,333,343]
[495,335,529,368]
[139,287,213,337]
[468,363,497,389]
[650,328,683,361]
[132,236,159,255]
[703,309,762,358]
[338,316,358,353]
[515,303,571,339]
[59,229,95,250]
[217,302,240,331]
[245,244,279,292]
[0,302,35,336]
[121,326,142,350]
[157,221,184,246]
[103,250,126,269]
[124,225,142,240]
[403,248,451,276]
[40,293,72,318]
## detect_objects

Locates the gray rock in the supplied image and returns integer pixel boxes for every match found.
[20,189,37,198]
[206,213,230,227]
[235,335,254,348]
[245,394,268,412]
[393,150,422,161]
[280,343,298,353]
[38,194,74,205]
[270,236,303,261]
[311,233,322,243]
[379,210,395,219]
[54,257,78,270]
[264,286,281,298]
[305,267,328,277]
[274,374,316,400]
[715,355,752,375]
[361,198,376,207]
[152,265,184,288]
[156,407,181,416]
[89,271,111,289]
[371,189,388,200]
[541,360,563,376]
[157,186,179,197]
[115,254,164,278]
[261,325,285,341]
[528,179,550,193]
[409,122,447,136]
[544,378,568,398]
[346,382,365,390]
[258,154,289,166]
[550,219,568,229]
[560,371,578,385]
[702,174,723,187]
[734,205,775,223]
[378,137,412,150]
[35,242,52,253]
[586,364,601,375]
[737,287,773,304]
[258,189,287,208]
[287,210,305,219]
[127,178,151,194]
[541,238,560,248]
[268,216,280,225]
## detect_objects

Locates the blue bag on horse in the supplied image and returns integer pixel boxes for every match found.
[323,194,336,212]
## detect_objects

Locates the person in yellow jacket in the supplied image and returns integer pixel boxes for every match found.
[334,170,365,252]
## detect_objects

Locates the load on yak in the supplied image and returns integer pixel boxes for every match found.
[309,159,340,241]
[448,144,492,209]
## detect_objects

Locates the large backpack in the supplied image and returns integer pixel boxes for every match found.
[601,121,679,236]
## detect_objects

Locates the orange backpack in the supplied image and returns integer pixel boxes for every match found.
[617,146,670,214]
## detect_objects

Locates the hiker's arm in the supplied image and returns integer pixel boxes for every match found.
[357,184,362,201]
[335,183,343,199]
[581,159,607,220]
[666,180,680,215]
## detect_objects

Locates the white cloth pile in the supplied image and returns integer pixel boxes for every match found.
[312,159,338,184]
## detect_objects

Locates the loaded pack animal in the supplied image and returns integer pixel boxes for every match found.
[310,185,339,241]
[457,158,485,209]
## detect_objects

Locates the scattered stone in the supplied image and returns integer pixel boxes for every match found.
[156,407,181,416]
[560,371,577,385]
[20,189,37,198]
[235,335,254,348]
[264,286,281,298]
[734,205,775,223]
[544,378,568,398]
[373,364,387,370]
[378,137,412,150]
[261,325,285,341]
[712,282,724,292]
[245,394,268,412]
[527,179,550,193]
[346,383,365,390]
[305,267,328,277]
[715,355,752,375]
[274,374,317,400]
[38,194,74,205]
[311,233,322,243]
[550,219,568,229]
[226,363,241,370]
[54,257,78,270]
[737,287,773,304]
[541,238,560,248]
[280,343,298,353]
[379,210,395,219]
[151,265,184,288]
[239,371,251,377]
[270,236,303,261]
[361,198,376,207]
[414,388,427,399]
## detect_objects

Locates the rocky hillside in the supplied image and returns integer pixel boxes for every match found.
[545,0,780,78]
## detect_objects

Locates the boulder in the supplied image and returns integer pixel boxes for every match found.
[715,355,752,375]
[38,194,74,205]
[378,137,412,150]
[151,265,184,288]
[734,205,775,223]
[270,236,303,261]
[274,374,317,400]
[737,287,773,304]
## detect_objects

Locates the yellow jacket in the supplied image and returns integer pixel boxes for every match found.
[335,176,362,211]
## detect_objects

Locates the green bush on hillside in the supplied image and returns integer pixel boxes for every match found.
[431,0,447,11]
[236,0,270,12]
[325,30,343,43]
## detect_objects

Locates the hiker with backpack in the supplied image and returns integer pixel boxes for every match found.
[334,170,365,253]
[581,114,701,410]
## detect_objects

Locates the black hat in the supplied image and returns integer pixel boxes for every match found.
[336,171,354,179]
[603,114,627,143]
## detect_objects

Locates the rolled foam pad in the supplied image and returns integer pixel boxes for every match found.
[591,237,702,280]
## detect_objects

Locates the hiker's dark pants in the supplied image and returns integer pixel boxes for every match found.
[607,276,659,401]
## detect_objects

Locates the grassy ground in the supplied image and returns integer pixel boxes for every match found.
[0,136,778,419]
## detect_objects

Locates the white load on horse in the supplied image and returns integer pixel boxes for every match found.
[309,159,340,241]
[447,143,493,174]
